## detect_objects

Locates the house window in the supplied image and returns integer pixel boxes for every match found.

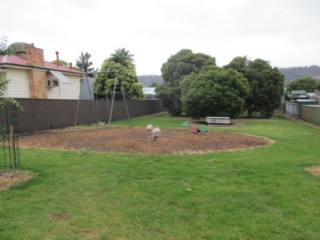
[52,80,59,87]
[47,79,59,88]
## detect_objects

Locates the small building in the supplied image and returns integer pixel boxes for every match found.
[80,77,94,100]
[289,90,308,101]
[142,87,156,99]
[0,45,83,99]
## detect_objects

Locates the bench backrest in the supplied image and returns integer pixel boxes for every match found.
[206,117,230,124]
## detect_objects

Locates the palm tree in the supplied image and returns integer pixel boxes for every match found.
[76,52,94,73]
[76,52,98,77]
[110,48,134,67]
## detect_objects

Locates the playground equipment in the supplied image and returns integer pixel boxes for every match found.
[74,70,131,129]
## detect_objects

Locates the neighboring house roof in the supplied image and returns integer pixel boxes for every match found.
[143,87,156,95]
[0,54,82,75]
[306,92,317,99]
[291,90,306,95]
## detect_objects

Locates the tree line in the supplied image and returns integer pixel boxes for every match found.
[156,50,284,119]
[52,46,287,119]
[286,77,320,93]
[9,41,318,119]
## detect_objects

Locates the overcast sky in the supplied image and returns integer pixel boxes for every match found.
[2,0,320,75]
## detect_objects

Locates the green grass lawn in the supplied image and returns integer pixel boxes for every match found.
[1,113,320,239]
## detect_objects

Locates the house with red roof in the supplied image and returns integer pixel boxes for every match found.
[0,45,83,99]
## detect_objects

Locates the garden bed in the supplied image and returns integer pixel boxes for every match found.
[18,126,272,154]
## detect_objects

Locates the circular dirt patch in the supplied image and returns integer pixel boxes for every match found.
[19,127,272,154]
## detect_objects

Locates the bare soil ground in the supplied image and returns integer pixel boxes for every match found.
[18,126,272,154]
[305,165,320,177]
[0,170,34,191]
[2,127,272,190]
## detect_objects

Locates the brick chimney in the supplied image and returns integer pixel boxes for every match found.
[26,46,47,99]
[26,46,44,67]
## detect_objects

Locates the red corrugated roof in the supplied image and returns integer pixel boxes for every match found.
[0,54,82,74]
[0,55,28,65]
[44,61,82,73]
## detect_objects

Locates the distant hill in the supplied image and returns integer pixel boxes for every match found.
[139,67,320,87]
[138,75,164,87]
[279,65,320,86]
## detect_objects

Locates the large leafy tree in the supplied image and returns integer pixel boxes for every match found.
[156,49,216,116]
[155,83,182,116]
[223,56,250,75]
[1,40,27,56]
[76,52,96,76]
[180,66,249,119]
[225,57,284,118]
[94,49,143,100]
[287,77,317,92]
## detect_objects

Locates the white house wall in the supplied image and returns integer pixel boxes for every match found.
[47,74,80,99]
[2,68,30,98]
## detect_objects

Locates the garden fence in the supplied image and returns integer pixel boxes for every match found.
[285,101,320,126]
[285,102,299,118]
[6,98,164,134]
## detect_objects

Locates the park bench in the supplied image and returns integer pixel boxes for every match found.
[206,116,230,126]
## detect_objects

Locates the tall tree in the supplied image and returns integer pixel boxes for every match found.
[94,49,143,100]
[156,49,216,116]
[76,52,95,75]
[223,56,250,75]
[156,83,182,116]
[180,66,249,119]
[225,57,284,118]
